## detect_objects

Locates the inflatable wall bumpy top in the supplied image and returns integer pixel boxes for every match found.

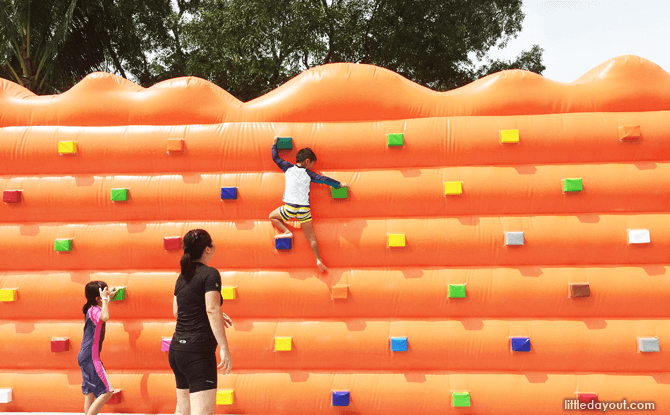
[2,54,670,414]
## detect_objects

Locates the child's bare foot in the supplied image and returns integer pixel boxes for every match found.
[277,231,293,238]
[316,259,328,273]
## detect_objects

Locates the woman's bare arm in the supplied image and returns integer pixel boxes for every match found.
[205,291,232,373]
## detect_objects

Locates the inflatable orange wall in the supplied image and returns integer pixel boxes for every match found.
[1,55,670,413]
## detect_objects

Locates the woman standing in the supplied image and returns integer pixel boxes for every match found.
[169,229,233,414]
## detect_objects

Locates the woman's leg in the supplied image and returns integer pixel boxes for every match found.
[189,389,217,415]
[84,393,94,414]
[175,388,191,415]
[170,347,192,414]
[85,391,113,415]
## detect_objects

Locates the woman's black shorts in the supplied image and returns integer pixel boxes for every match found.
[168,348,217,393]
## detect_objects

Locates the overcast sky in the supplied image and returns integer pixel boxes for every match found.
[485,1,670,82]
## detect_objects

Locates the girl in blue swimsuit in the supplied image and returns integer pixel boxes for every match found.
[78,281,118,415]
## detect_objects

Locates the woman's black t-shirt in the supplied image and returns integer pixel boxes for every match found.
[171,263,223,353]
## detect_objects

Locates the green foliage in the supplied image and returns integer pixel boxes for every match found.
[90,0,176,85]
[182,0,323,100]
[1,0,544,97]
[0,0,175,93]
[0,0,81,93]
[359,0,527,89]
[473,44,546,80]
[182,0,544,100]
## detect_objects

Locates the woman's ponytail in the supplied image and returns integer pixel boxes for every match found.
[180,229,213,282]
[180,251,195,281]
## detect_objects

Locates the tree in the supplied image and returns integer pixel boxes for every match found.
[1,0,544,97]
[122,0,202,85]
[81,0,176,86]
[0,0,177,93]
[473,44,545,80]
[183,0,544,101]
[0,0,83,93]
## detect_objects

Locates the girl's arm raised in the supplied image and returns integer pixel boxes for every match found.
[98,287,118,322]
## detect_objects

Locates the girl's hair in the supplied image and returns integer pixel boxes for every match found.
[180,229,213,281]
[83,281,108,315]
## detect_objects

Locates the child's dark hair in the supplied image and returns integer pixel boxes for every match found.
[296,148,317,164]
[180,229,213,281]
[83,281,108,315]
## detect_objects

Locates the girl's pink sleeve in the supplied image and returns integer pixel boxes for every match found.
[88,306,101,325]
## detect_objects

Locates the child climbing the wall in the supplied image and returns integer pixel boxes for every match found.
[78,281,118,415]
[269,137,345,272]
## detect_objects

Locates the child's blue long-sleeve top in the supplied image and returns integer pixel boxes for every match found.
[272,144,341,206]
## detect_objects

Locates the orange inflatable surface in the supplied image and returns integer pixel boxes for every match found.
[2,55,670,413]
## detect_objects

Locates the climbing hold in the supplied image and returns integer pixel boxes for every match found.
[220,187,238,200]
[167,139,185,152]
[164,237,182,250]
[448,284,467,299]
[58,141,77,155]
[107,390,123,404]
[0,288,18,302]
[275,236,292,250]
[110,188,129,202]
[331,284,348,300]
[452,391,471,407]
[0,389,12,403]
[275,336,292,351]
[2,190,21,203]
[390,337,408,352]
[50,337,70,352]
[619,125,641,141]
[331,186,348,199]
[562,178,583,192]
[628,229,650,244]
[444,181,463,195]
[510,337,531,352]
[388,233,406,247]
[276,137,293,150]
[221,286,237,300]
[504,231,524,246]
[54,238,73,252]
[638,337,660,353]
[161,337,172,352]
[216,389,234,405]
[332,391,350,406]
[500,129,519,144]
[111,287,126,301]
[577,393,598,404]
[569,283,590,298]
[387,133,404,147]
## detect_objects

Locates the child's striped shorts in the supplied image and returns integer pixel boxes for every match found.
[279,204,312,223]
